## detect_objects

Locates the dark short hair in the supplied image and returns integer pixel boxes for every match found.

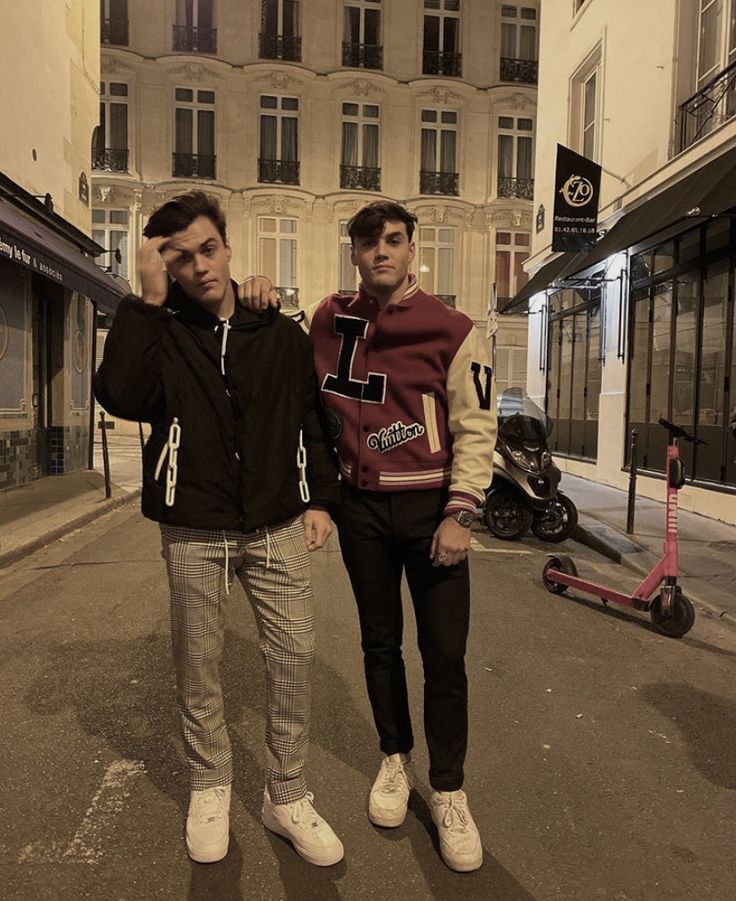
[143,190,227,244]
[347,201,418,244]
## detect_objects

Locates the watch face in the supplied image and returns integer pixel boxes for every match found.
[454,510,475,527]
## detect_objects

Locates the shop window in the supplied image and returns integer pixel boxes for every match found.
[0,258,28,416]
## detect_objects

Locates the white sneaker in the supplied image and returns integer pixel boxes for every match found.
[186,784,231,863]
[261,788,344,866]
[430,790,483,872]
[368,753,411,827]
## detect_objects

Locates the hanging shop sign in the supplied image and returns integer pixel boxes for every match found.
[552,144,601,252]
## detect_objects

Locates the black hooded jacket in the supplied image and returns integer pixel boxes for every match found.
[94,282,339,532]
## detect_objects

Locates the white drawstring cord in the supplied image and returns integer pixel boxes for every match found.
[154,418,181,507]
[219,319,231,376]
[297,429,310,503]
[222,531,231,596]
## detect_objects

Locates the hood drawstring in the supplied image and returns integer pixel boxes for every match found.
[222,531,231,596]
[218,319,232,376]
[154,418,181,508]
[297,429,310,503]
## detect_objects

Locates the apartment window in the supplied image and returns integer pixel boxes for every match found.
[495,345,528,396]
[260,0,301,61]
[92,82,129,172]
[101,0,128,46]
[418,226,456,306]
[500,4,538,83]
[92,209,130,280]
[497,116,534,198]
[259,96,299,185]
[173,0,217,53]
[341,102,380,190]
[258,217,299,307]
[339,222,358,293]
[420,109,459,195]
[423,1,462,77]
[495,231,530,307]
[173,88,216,178]
[679,1,736,149]
[343,1,383,70]
[570,50,601,161]
[546,288,601,461]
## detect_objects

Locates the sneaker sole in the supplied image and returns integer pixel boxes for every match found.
[368,803,408,828]
[439,850,483,873]
[261,812,344,867]
[186,837,229,864]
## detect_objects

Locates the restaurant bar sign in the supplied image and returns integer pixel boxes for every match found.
[552,144,602,252]
[0,229,64,284]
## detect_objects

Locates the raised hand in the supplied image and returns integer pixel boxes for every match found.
[136,236,172,306]
[238,275,279,312]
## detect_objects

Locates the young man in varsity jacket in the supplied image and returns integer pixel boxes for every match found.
[241,201,497,873]
[94,191,344,868]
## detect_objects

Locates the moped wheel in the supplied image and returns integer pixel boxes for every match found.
[483,487,533,540]
[541,554,577,594]
[650,588,695,638]
[531,493,579,543]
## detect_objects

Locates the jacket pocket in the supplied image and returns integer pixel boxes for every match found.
[422,392,441,454]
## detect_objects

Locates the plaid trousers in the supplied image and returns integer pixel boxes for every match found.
[160,516,314,804]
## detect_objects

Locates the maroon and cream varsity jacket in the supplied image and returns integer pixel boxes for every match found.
[306,275,497,518]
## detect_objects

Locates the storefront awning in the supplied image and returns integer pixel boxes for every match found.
[563,144,736,278]
[0,197,125,314]
[504,250,588,311]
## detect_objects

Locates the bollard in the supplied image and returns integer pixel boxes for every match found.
[626,427,639,534]
[99,410,112,499]
[138,421,145,454]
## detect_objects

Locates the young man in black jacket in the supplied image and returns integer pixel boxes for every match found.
[94,191,343,867]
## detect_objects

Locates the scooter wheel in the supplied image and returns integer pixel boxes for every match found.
[542,555,577,595]
[650,589,695,639]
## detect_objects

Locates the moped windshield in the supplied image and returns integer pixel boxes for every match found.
[497,388,553,443]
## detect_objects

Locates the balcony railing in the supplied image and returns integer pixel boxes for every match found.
[420,170,459,196]
[172,152,216,179]
[500,57,538,85]
[92,148,129,172]
[423,50,462,78]
[342,42,383,70]
[101,17,128,46]
[497,176,535,200]
[172,25,218,54]
[275,287,300,309]
[258,158,300,185]
[436,294,456,308]
[677,58,736,152]
[259,33,302,62]
[340,165,381,191]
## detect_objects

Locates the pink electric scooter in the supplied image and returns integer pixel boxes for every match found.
[541,418,702,638]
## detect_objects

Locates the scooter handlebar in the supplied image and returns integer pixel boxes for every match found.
[657,417,707,445]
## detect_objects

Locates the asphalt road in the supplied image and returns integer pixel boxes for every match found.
[1,506,734,900]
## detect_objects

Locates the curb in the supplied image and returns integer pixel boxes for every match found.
[571,517,736,630]
[0,488,141,569]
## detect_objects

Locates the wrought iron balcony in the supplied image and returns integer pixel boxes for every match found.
[101,17,128,46]
[677,58,736,152]
[342,42,383,70]
[423,51,462,78]
[497,176,534,200]
[275,287,300,309]
[340,165,381,191]
[259,33,302,62]
[500,57,538,84]
[92,148,129,172]
[172,25,218,54]
[436,294,456,308]
[172,152,216,179]
[420,170,459,196]
[258,158,300,185]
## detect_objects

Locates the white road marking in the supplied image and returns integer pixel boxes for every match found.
[470,537,532,555]
[16,759,145,866]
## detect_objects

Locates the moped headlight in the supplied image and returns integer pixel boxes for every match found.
[541,449,552,468]
[509,446,535,471]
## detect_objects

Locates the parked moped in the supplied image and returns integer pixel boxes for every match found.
[483,388,578,542]
[540,418,700,638]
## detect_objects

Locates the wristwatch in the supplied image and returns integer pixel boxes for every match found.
[450,510,476,528]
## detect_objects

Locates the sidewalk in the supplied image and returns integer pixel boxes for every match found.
[2,440,735,628]
[561,472,736,627]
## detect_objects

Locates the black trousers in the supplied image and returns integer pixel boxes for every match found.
[336,485,470,792]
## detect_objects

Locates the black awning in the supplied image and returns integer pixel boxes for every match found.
[505,250,589,311]
[563,144,736,277]
[0,198,125,314]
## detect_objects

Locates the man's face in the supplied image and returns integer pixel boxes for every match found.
[350,220,415,294]
[161,215,232,309]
